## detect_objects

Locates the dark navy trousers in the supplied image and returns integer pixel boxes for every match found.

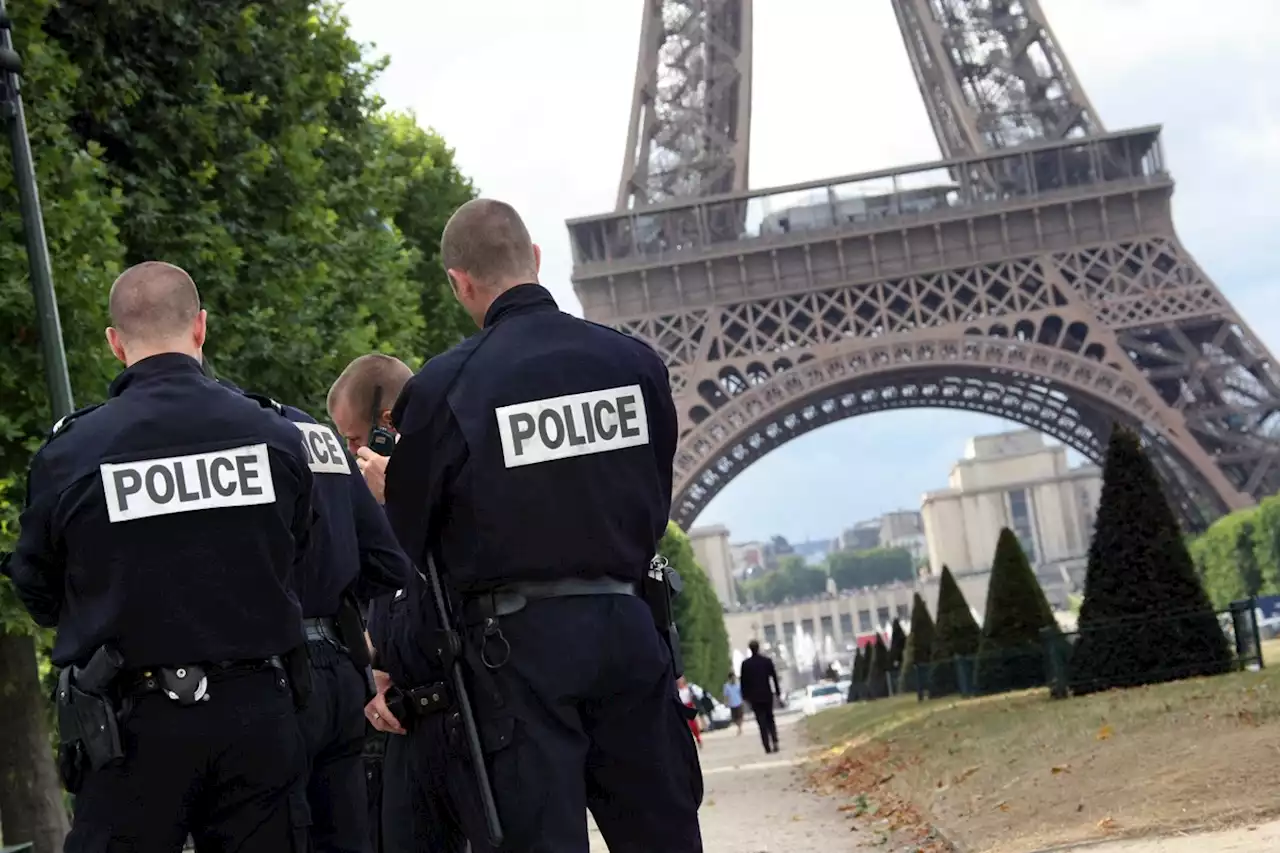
[65,667,309,852]
[299,640,370,853]
[442,593,704,853]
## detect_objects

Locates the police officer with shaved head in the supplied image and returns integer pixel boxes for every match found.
[369,199,704,852]
[327,353,470,853]
[207,356,411,853]
[1,262,317,851]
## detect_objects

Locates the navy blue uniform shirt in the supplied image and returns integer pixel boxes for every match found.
[278,403,409,616]
[383,283,677,594]
[3,353,315,668]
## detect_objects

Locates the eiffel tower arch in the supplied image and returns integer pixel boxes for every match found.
[565,0,1280,532]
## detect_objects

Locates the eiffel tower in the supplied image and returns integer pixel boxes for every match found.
[565,0,1280,531]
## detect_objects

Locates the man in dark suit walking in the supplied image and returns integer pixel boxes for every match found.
[738,640,782,754]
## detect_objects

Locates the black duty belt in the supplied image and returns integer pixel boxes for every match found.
[462,577,636,625]
[388,681,450,720]
[303,616,344,648]
[123,656,283,700]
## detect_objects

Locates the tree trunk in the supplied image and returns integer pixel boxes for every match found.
[0,632,69,852]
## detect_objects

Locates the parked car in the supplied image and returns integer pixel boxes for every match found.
[801,682,845,716]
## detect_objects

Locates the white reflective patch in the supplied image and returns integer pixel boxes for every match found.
[100,443,277,523]
[495,384,649,468]
[295,422,351,475]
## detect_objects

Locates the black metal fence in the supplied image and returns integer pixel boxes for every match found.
[912,598,1263,702]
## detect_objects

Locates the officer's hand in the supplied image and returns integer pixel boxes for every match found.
[366,669,406,735]
[355,448,390,504]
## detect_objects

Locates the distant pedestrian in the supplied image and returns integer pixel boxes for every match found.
[739,641,782,754]
[722,672,745,736]
[678,677,702,748]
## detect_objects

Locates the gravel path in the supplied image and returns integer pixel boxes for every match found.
[589,711,863,852]
[1037,821,1280,853]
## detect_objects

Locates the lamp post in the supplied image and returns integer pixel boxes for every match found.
[1,0,75,420]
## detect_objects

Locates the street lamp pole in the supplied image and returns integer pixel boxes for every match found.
[1,0,75,420]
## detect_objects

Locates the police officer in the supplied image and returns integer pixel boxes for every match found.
[210,360,411,853]
[1,262,315,851]
[372,199,704,852]
[328,353,470,853]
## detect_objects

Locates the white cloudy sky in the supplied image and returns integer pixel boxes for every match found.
[345,0,1280,543]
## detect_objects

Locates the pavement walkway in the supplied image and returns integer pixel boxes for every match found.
[588,710,863,852]
[1034,821,1280,853]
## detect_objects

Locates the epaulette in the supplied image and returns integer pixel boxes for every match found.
[46,403,104,443]
[243,391,286,417]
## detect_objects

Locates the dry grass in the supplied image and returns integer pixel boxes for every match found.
[804,667,1280,853]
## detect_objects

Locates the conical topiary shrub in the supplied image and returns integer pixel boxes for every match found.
[848,646,866,701]
[889,618,907,673]
[974,528,1058,694]
[865,636,889,700]
[929,566,981,697]
[900,592,934,693]
[1069,426,1231,694]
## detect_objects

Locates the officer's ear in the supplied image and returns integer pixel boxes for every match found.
[532,243,542,275]
[191,309,208,349]
[105,327,127,365]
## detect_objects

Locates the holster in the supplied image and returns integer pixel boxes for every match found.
[642,560,685,678]
[55,664,124,790]
[337,591,377,700]
[281,645,313,710]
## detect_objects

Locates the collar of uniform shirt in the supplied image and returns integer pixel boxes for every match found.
[108,351,206,397]
[481,282,558,328]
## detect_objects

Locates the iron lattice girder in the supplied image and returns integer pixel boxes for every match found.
[591,4,1280,529]
[617,0,752,210]
[893,0,1102,158]
[569,127,1280,530]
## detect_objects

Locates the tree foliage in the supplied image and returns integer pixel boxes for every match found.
[888,618,906,673]
[1069,427,1230,694]
[974,528,1057,694]
[741,554,827,605]
[660,523,731,698]
[826,547,915,590]
[928,566,980,697]
[2,2,479,846]
[865,636,889,700]
[1189,499,1280,608]
[900,592,934,693]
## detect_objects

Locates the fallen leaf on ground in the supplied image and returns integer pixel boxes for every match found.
[1097,816,1118,831]
[1096,724,1114,741]
[1051,765,1070,774]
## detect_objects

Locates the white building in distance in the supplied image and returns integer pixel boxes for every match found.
[688,525,737,609]
[921,430,1101,576]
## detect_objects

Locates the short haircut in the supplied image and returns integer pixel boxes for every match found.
[748,640,760,654]
[327,354,413,421]
[440,199,536,286]
[108,261,201,341]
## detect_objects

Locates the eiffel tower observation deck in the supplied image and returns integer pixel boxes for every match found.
[566,0,1280,532]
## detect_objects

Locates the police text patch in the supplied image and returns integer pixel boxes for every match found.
[295,422,351,475]
[100,444,277,523]
[495,385,649,468]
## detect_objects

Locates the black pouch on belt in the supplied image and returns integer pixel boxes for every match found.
[337,591,376,700]
[281,644,313,710]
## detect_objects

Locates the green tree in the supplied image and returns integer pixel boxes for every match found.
[41,0,436,413]
[888,618,907,675]
[900,592,934,694]
[865,636,889,700]
[974,528,1057,694]
[826,547,915,590]
[848,646,866,701]
[1251,495,1280,596]
[1069,426,1230,694]
[0,1,127,846]
[659,523,731,697]
[740,554,828,605]
[928,566,981,698]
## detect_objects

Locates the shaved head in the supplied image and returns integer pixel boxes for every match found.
[108,261,201,342]
[105,261,206,366]
[328,354,414,452]
[440,199,537,287]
